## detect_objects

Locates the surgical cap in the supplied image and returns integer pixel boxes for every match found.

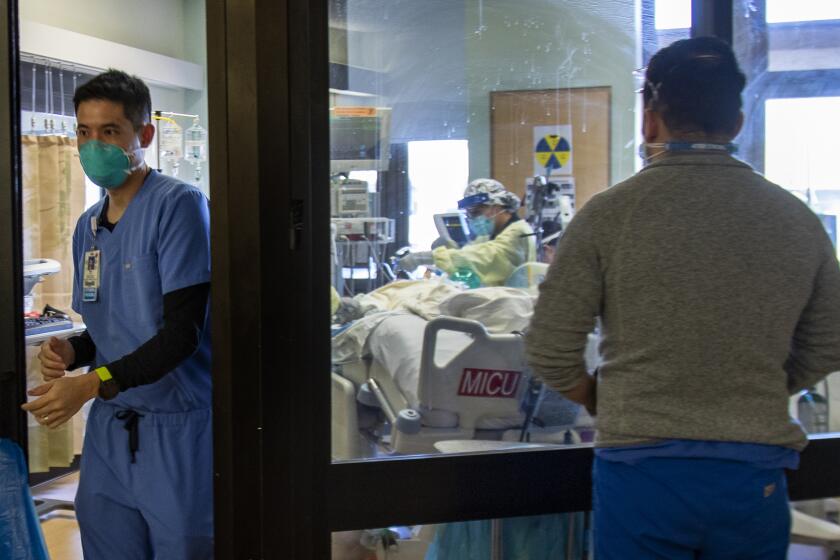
[458,178,521,212]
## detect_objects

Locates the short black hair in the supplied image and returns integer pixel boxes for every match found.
[643,37,746,137]
[73,69,151,130]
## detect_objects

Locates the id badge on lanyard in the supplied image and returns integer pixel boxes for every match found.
[83,216,101,303]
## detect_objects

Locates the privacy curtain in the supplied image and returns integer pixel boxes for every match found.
[21,133,87,473]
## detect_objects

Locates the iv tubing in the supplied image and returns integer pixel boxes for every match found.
[160,111,199,119]
[153,115,180,126]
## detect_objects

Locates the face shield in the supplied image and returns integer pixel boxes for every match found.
[458,180,522,238]
[455,193,494,237]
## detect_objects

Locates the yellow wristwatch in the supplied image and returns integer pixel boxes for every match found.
[94,366,119,400]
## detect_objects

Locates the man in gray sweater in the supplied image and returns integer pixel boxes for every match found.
[526,37,840,559]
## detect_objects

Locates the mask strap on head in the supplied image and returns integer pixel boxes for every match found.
[690,54,722,63]
[646,80,663,105]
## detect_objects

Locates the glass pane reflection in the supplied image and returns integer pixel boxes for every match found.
[332,512,591,560]
[329,0,643,463]
[735,0,840,440]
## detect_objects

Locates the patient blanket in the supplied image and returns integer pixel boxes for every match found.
[332,279,537,365]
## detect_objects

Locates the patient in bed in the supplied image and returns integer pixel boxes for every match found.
[332,279,591,442]
[330,280,593,559]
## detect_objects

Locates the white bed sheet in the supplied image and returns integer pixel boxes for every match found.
[333,282,581,432]
[366,314,472,409]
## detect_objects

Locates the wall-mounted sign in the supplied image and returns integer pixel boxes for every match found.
[533,125,573,176]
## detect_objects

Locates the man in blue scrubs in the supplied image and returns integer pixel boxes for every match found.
[22,70,213,559]
[526,38,840,558]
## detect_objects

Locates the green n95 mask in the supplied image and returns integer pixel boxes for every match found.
[78,140,143,190]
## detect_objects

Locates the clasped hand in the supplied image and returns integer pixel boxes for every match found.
[21,337,99,429]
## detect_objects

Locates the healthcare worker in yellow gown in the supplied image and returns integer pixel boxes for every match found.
[399,179,536,286]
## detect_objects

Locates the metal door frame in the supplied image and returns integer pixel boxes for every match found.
[0,1,836,557]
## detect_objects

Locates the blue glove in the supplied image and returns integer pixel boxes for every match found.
[398,251,434,272]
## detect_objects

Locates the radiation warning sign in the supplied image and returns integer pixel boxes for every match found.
[533,125,573,176]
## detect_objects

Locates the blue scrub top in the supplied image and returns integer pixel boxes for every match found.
[72,171,212,413]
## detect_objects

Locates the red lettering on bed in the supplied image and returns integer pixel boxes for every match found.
[458,369,522,398]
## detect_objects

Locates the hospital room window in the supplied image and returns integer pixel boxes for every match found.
[734,0,840,254]
[734,3,840,496]
[329,0,640,466]
[654,0,689,30]
[644,0,690,64]
[407,139,468,251]
[765,0,840,72]
[765,97,840,210]
[767,0,840,24]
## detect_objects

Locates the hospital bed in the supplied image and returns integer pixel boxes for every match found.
[332,312,597,459]
[791,506,840,556]
[788,375,840,556]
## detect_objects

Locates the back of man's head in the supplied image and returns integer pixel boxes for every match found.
[73,69,151,130]
[643,37,746,138]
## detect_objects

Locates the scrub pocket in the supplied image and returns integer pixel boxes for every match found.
[121,253,163,329]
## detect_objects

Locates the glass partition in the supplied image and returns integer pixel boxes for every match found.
[333,511,591,560]
[649,0,691,63]
[329,0,646,462]
[765,0,840,72]
[333,507,839,559]
[734,0,840,548]
[735,0,840,437]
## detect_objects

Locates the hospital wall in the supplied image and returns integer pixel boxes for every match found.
[343,0,468,144]
[464,0,638,188]
[20,0,189,59]
[341,0,638,188]
[19,0,211,194]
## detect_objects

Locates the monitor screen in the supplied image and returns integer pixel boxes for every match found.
[330,107,391,172]
[435,213,470,247]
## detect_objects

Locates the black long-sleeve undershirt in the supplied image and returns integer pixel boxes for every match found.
[68,282,209,392]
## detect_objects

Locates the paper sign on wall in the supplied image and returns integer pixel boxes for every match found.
[533,125,573,176]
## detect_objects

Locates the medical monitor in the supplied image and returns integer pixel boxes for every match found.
[330,107,391,173]
[434,213,470,248]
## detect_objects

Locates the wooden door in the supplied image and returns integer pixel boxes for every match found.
[491,87,610,210]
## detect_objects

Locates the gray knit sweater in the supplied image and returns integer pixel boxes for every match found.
[525,152,840,451]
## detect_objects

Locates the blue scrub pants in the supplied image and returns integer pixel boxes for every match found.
[593,456,790,559]
[75,400,214,559]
